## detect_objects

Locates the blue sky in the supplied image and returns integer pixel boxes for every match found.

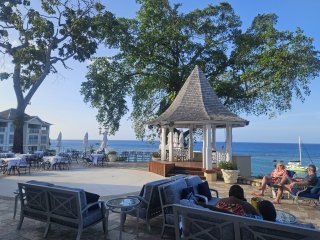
[1,0,320,143]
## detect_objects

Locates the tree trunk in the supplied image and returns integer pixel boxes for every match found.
[12,109,25,153]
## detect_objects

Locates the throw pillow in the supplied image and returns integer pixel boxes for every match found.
[181,187,194,199]
[197,181,212,200]
[85,191,100,211]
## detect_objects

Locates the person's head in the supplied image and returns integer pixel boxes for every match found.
[229,184,246,201]
[307,164,316,174]
[257,200,277,222]
[276,163,285,171]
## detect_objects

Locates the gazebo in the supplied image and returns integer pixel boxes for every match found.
[149,66,249,173]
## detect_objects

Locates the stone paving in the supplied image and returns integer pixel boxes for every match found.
[0,163,319,239]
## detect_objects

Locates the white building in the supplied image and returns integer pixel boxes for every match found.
[0,109,51,153]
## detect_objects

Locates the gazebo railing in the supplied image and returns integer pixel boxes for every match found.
[212,150,226,165]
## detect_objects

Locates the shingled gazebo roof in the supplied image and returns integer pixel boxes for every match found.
[149,66,249,128]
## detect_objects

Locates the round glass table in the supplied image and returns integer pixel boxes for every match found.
[105,197,141,240]
[276,209,296,224]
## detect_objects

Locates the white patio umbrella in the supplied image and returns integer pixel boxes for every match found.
[179,131,184,148]
[99,131,108,152]
[83,132,88,153]
[173,132,179,148]
[56,132,62,154]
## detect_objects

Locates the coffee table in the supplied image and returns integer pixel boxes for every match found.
[276,209,296,224]
[105,197,141,240]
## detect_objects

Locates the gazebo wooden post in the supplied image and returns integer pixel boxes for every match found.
[188,126,193,160]
[226,123,233,162]
[202,125,207,169]
[205,124,212,170]
[168,127,174,162]
[161,126,166,161]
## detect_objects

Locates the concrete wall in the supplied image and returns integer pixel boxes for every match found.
[232,155,251,177]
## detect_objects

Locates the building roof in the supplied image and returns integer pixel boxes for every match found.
[149,66,249,128]
[0,108,51,125]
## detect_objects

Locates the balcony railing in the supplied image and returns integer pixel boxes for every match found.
[29,129,40,134]
[41,130,48,134]
[0,127,6,132]
[28,140,39,145]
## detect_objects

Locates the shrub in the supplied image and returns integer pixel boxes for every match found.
[108,150,117,155]
[152,152,160,158]
[219,161,237,170]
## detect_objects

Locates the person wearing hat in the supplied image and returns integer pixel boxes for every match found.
[273,164,317,204]
[252,162,288,197]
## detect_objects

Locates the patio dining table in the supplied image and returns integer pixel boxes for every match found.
[43,156,64,169]
[1,157,26,174]
[0,152,15,158]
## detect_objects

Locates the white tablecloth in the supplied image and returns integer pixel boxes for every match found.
[43,156,63,165]
[1,157,26,169]
[0,152,15,158]
[34,151,45,157]
[19,154,35,160]
[90,154,104,165]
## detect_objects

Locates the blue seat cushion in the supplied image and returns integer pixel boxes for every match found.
[206,197,220,207]
[163,179,187,205]
[310,177,320,194]
[291,189,319,199]
[197,181,212,200]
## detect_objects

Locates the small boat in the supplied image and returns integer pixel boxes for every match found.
[286,137,308,173]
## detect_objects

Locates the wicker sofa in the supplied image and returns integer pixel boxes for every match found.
[17,181,106,240]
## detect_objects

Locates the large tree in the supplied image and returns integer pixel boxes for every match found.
[81,0,320,139]
[0,0,118,153]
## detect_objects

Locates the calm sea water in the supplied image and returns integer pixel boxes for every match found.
[51,140,320,177]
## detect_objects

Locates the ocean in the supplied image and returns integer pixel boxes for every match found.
[51,139,320,177]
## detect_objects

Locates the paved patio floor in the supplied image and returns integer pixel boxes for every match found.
[0,163,319,239]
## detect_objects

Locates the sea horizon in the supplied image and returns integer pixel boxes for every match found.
[50,139,320,177]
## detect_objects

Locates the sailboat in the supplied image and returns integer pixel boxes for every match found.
[286,137,308,173]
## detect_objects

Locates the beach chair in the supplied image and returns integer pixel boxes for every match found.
[289,176,320,207]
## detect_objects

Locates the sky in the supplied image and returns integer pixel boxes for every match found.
[1,0,320,143]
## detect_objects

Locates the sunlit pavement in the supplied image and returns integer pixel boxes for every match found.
[0,163,318,239]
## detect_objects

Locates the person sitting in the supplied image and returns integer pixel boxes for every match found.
[252,162,288,197]
[257,200,277,221]
[217,185,258,216]
[273,164,317,204]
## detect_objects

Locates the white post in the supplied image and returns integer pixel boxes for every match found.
[161,127,166,160]
[188,126,193,160]
[202,126,207,169]
[211,125,216,151]
[226,124,233,162]
[168,127,174,162]
[205,124,212,170]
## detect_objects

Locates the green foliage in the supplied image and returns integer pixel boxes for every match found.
[81,0,320,140]
[152,152,160,158]
[0,0,118,152]
[219,161,238,170]
[108,150,117,155]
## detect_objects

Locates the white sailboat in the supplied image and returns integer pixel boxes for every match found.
[286,136,308,172]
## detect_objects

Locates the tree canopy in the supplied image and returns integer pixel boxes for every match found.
[81,0,320,140]
[0,0,118,153]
